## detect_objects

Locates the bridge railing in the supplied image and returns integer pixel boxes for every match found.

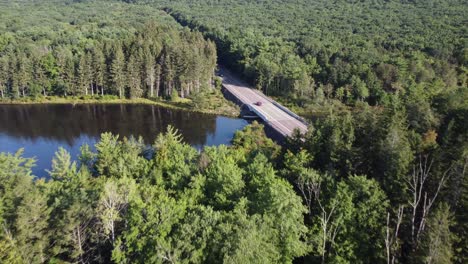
[252,90,308,125]
[247,105,270,122]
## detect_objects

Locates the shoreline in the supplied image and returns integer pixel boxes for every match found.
[0,96,241,118]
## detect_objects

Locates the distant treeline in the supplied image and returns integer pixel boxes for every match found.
[0,0,217,100]
[0,23,216,99]
[151,0,466,106]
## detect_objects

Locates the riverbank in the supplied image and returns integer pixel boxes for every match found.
[0,91,241,118]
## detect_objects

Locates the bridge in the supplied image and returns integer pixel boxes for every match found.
[219,67,308,138]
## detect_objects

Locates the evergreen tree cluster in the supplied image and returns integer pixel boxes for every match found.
[0,124,308,263]
[2,116,464,263]
[0,1,217,99]
[285,88,467,262]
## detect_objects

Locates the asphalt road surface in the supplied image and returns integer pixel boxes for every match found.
[219,67,308,137]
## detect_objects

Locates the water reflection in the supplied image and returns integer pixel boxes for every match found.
[0,104,247,177]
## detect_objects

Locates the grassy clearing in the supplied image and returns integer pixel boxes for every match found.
[190,89,241,117]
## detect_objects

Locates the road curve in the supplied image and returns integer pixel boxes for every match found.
[219,67,308,138]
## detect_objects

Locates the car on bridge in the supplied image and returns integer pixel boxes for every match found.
[254,101,263,106]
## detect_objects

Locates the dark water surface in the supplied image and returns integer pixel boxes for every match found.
[0,104,247,177]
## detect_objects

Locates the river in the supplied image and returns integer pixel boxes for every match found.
[0,104,248,177]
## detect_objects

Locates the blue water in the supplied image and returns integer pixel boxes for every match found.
[0,104,247,177]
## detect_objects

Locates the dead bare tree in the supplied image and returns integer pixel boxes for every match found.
[98,179,134,244]
[407,155,452,249]
[294,168,341,264]
[317,198,340,264]
[295,168,320,214]
[71,216,94,264]
[385,206,404,264]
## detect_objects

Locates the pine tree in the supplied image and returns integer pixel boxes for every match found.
[65,56,76,96]
[7,53,19,98]
[111,44,126,99]
[143,46,156,98]
[161,47,175,98]
[0,56,8,98]
[155,64,161,98]
[92,46,106,96]
[15,187,51,263]
[418,203,455,264]
[77,53,91,96]
[86,52,93,96]
[32,56,49,97]
[127,54,143,99]
[16,53,31,97]
[55,48,74,96]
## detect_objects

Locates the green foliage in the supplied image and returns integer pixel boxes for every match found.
[0,124,314,263]
[0,237,23,263]
[153,126,198,190]
[14,187,50,263]
[213,76,222,89]
[95,133,150,179]
[285,96,466,262]
[376,112,413,202]
[47,147,77,181]
[416,203,455,264]
[0,150,36,262]
[151,0,465,108]
[0,0,217,100]
[232,121,281,160]
[0,149,35,225]
[189,89,240,116]
[0,0,466,262]
[245,154,309,262]
[203,146,245,209]
[98,177,137,243]
[113,184,186,263]
[344,175,388,263]
[170,88,179,102]
[283,150,390,262]
[1,112,465,263]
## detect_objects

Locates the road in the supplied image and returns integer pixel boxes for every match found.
[219,67,308,138]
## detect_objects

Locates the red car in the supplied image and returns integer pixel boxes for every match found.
[254,101,263,106]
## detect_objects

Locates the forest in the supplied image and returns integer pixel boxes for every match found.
[0,0,217,100]
[0,0,467,263]
[1,124,301,263]
[152,0,466,108]
[1,116,466,263]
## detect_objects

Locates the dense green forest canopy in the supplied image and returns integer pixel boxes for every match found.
[0,0,467,263]
[141,0,467,107]
[1,119,466,263]
[0,0,217,99]
[0,124,304,263]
